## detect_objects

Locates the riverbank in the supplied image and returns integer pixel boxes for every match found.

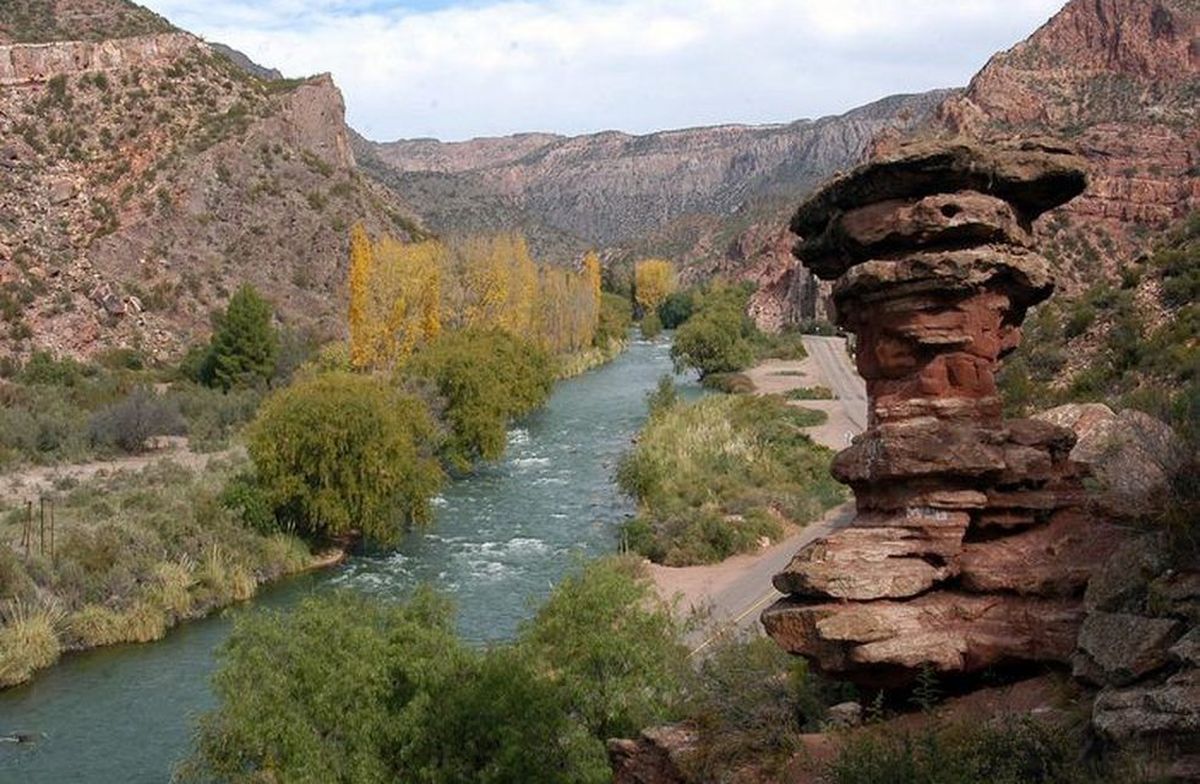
[555,336,628,380]
[649,339,864,622]
[0,455,348,691]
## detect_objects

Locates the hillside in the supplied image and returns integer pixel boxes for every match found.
[904,0,1199,402]
[928,0,1198,290]
[360,91,953,251]
[0,4,423,363]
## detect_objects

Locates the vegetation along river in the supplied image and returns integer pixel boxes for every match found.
[0,335,698,784]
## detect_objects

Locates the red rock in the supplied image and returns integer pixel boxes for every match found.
[960,511,1128,596]
[762,592,1084,686]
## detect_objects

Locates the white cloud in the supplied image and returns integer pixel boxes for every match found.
[140,0,1066,141]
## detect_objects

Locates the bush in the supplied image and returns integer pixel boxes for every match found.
[640,311,663,339]
[519,557,689,740]
[703,372,755,394]
[595,291,633,346]
[618,395,844,565]
[0,600,63,688]
[88,387,185,453]
[657,290,695,329]
[183,560,682,783]
[670,283,759,377]
[787,385,834,400]
[672,311,755,377]
[247,372,445,543]
[684,636,855,780]
[405,329,555,471]
[828,717,1111,784]
[646,375,680,417]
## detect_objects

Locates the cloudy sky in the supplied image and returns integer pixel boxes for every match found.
[140,0,1066,142]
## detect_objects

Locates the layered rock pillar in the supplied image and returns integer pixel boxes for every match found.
[762,140,1129,686]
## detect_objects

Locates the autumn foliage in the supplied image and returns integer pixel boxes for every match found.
[348,228,611,370]
[634,259,677,315]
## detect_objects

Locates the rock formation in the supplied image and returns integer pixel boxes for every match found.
[760,138,1138,686]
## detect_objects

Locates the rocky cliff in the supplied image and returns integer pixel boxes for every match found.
[0,10,422,361]
[927,0,1198,293]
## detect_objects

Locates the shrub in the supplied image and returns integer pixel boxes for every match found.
[672,311,755,377]
[247,372,445,543]
[595,292,633,346]
[88,387,185,453]
[703,372,755,394]
[646,375,680,417]
[219,471,276,535]
[182,588,615,784]
[828,717,1109,784]
[618,395,844,564]
[0,600,63,688]
[519,557,690,740]
[19,350,88,386]
[657,290,695,329]
[787,385,834,400]
[684,636,855,780]
[405,329,555,471]
[640,311,663,338]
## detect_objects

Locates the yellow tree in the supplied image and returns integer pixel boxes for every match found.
[634,258,676,315]
[372,237,446,368]
[348,223,375,370]
[582,251,602,313]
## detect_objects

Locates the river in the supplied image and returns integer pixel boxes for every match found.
[0,335,696,784]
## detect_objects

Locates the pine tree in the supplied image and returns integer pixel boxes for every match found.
[207,285,278,390]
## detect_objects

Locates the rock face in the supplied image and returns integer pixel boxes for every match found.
[760,139,1134,686]
[930,0,1199,293]
[0,28,420,360]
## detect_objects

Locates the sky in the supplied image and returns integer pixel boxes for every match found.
[139,0,1068,142]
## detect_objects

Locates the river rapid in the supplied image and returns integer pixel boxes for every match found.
[0,335,696,784]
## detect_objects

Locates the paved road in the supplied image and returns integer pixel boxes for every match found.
[687,336,867,652]
[802,335,867,431]
[688,503,856,654]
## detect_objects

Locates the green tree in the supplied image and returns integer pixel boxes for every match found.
[671,311,755,377]
[519,557,690,740]
[405,329,555,471]
[247,373,444,543]
[205,285,279,391]
[657,290,695,329]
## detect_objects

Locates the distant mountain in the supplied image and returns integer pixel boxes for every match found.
[358,91,955,259]
[0,2,424,361]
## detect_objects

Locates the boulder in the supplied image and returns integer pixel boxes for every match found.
[1073,611,1183,686]
[1036,403,1185,519]
[608,725,696,784]
[1092,668,1200,751]
[773,510,969,600]
[792,138,1088,277]
[959,511,1128,596]
[762,592,1083,686]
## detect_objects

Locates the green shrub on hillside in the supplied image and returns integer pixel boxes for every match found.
[618,394,844,565]
[828,717,1117,784]
[640,311,664,338]
[199,284,280,391]
[657,290,695,329]
[405,329,555,472]
[248,373,444,543]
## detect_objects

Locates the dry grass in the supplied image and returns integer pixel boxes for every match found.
[0,599,64,687]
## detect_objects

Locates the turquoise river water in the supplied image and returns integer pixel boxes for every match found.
[0,335,697,784]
